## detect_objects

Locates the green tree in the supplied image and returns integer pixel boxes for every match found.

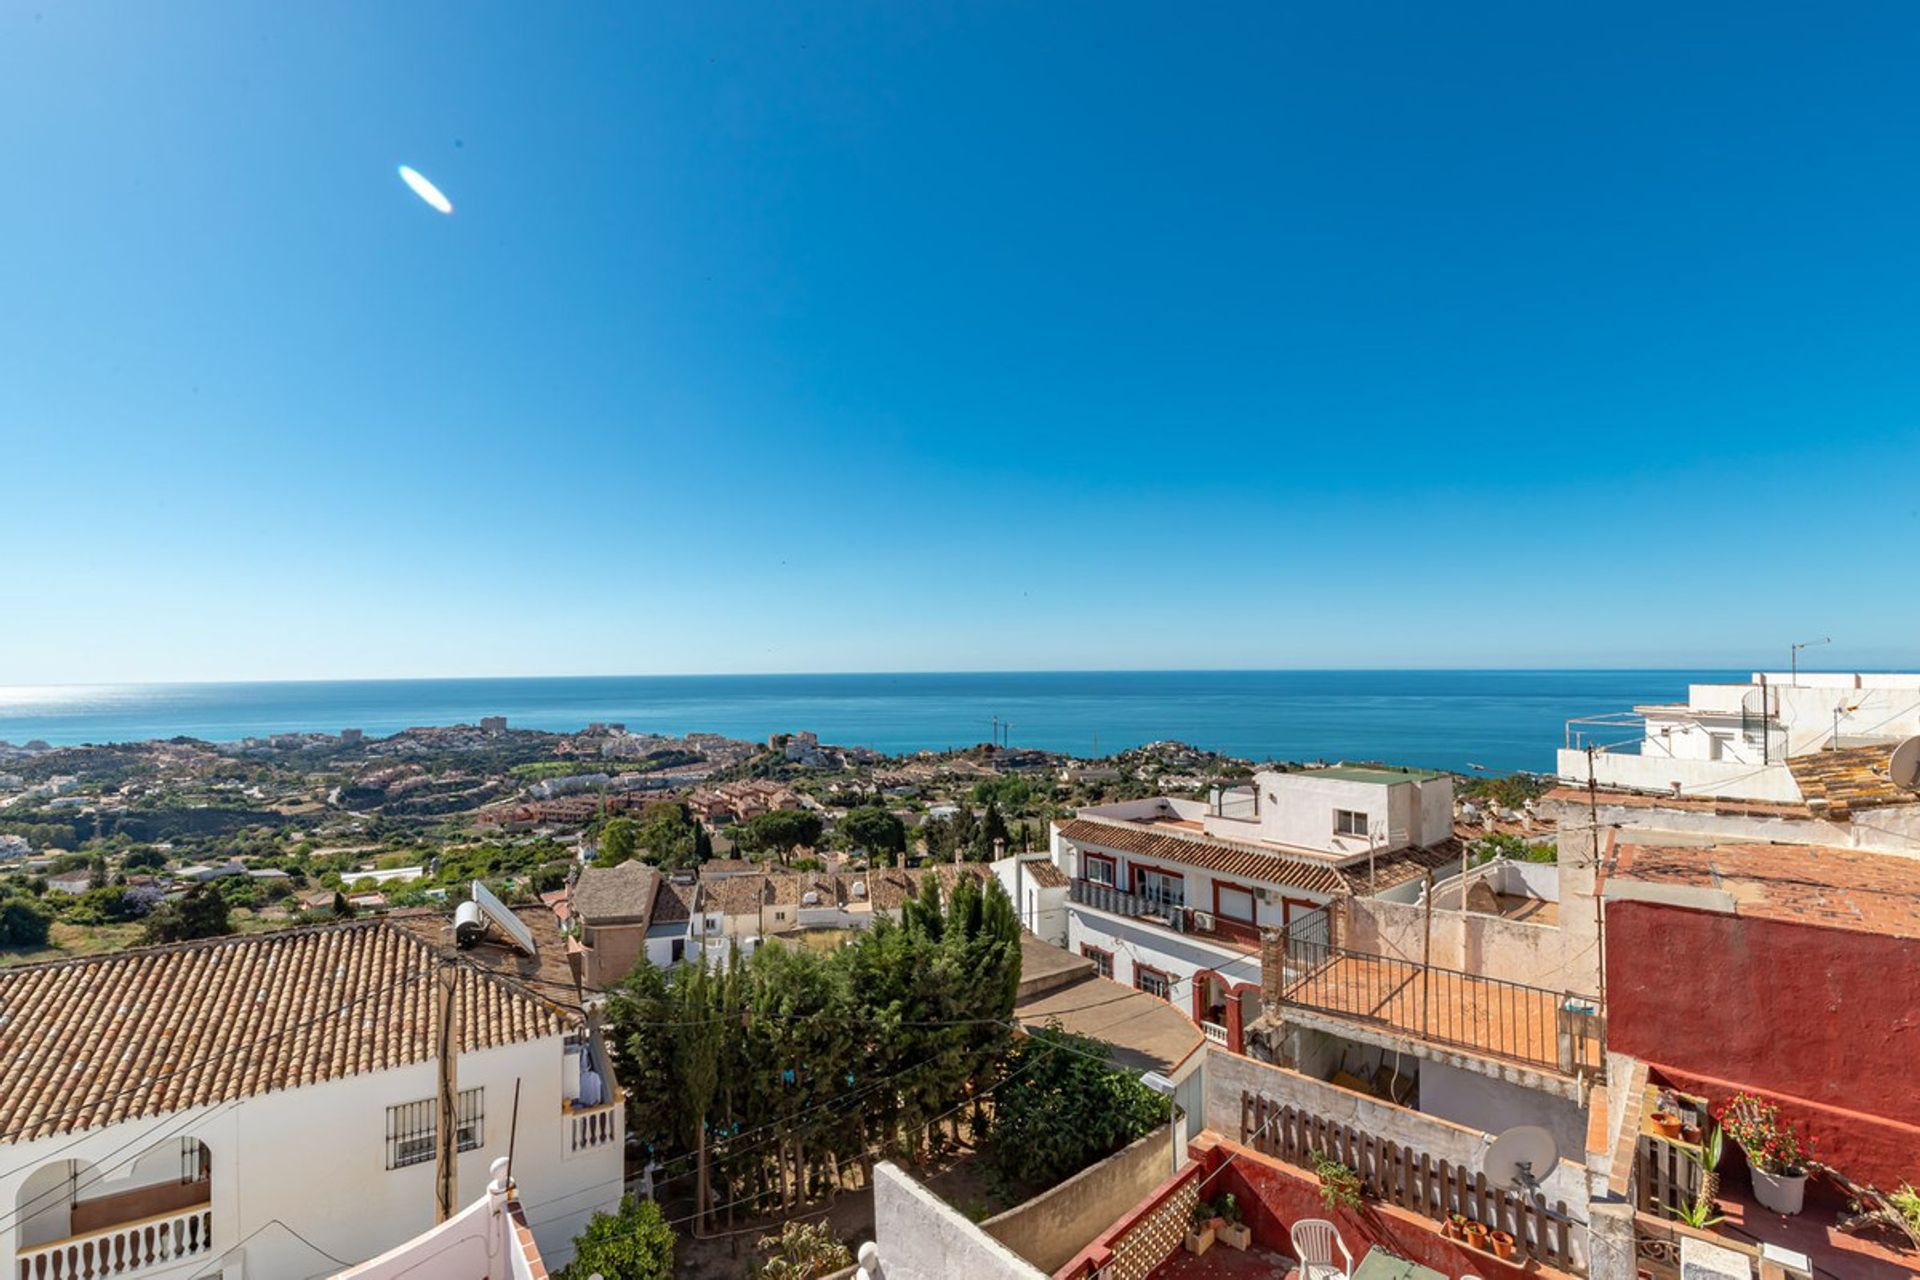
[976,799,1011,861]
[596,816,638,867]
[1469,832,1555,864]
[736,809,824,866]
[0,895,53,947]
[560,1196,674,1280]
[982,1026,1170,1200]
[141,887,234,944]
[840,807,907,866]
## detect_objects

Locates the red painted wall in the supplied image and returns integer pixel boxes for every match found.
[1195,1141,1548,1280]
[1607,900,1920,1185]
[1607,901,1920,1124]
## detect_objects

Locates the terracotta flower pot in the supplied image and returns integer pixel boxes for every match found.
[1463,1222,1489,1250]
[1489,1230,1516,1259]
[1650,1111,1682,1139]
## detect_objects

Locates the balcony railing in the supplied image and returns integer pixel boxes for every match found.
[1279,937,1605,1079]
[1200,1021,1229,1047]
[1069,879,1188,931]
[565,1101,621,1158]
[17,1203,212,1280]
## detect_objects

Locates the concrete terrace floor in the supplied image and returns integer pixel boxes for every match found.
[1284,954,1598,1075]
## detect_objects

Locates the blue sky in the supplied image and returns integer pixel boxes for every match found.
[4,3,1919,682]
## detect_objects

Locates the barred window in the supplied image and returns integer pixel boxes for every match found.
[386,1088,484,1170]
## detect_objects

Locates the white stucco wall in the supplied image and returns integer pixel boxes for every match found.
[871,1162,1047,1280]
[1066,906,1261,1005]
[0,1036,622,1279]
[1555,749,1802,802]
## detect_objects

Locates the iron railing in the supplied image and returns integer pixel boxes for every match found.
[1279,937,1604,1078]
[1069,878,1188,931]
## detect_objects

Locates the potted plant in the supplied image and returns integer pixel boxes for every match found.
[1669,1122,1726,1231]
[1185,1199,1216,1256]
[1311,1149,1364,1213]
[1216,1193,1250,1250]
[1650,1109,1683,1139]
[1462,1218,1489,1251]
[1719,1093,1812,1215]
[1488,1229,1516,1260]
[1444,1211,1470,1240]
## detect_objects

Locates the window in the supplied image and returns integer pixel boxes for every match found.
[1133,867,1184,911]
[1081,944,1114,979]
[387,1088,484,1170]
[1134,965,1172,1001]
[1214,882,1255,923]
[1334,809,1369,837]
[1081,852,1116,886]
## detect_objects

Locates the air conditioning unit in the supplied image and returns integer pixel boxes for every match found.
[802,890,820,906]
[1191,910,1216,932]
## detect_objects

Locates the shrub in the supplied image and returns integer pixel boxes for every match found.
[560,1196,673,1280]
[754,1219,853,1279]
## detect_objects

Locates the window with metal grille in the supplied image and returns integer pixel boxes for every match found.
[386,1088,484,1170]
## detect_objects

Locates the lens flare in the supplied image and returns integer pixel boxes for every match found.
[397,165,454,215]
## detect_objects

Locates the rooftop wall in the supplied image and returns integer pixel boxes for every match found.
[1606,897,1920,1186]
[980,1127,1175,1274]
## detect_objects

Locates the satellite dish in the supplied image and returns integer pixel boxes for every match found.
[1889,737,1920,793]
[470,879,537,956]
[1484,1126,1558,1194]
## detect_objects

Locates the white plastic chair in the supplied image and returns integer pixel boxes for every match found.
[1290,1218,1354,1280]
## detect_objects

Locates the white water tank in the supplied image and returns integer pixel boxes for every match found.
[454,900,486,947]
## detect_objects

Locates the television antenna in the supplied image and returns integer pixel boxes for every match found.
[1790,637,1830,685]
[1483,1125,1557,1195]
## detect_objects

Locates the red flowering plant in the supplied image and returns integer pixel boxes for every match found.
[1715,1093,1813,1176]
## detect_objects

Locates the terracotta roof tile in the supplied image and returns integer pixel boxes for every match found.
[1787,744,1917,818]
[1021,858,1068,889]
[572,860,659,924]
[1611,840,1920,939]
[1056,818,1347,896]
[0,919,565,1146]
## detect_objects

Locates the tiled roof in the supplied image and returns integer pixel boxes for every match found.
[768,873,846,906]
[1340,839,1468,895]
[0,919,565,1146]
[1787,744,1917,818]
[704,874,770,916]
[1611,840,1920,940]
[572,860,660,924]
[1056,819,1347,896]
[394,905,585,1010]
[653,879,696,924]
[1021,858,1068,889]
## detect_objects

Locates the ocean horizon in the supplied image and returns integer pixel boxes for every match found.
[0,669,1746,774]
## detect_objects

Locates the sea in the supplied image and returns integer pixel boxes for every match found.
[0,670,1741,775]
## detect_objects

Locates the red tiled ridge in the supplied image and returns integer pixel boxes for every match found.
[0,918,566,1145]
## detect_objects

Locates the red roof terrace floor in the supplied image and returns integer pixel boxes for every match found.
[1148,1241,1297,1279]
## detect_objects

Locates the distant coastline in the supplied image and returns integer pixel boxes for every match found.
[0,669,1743,774]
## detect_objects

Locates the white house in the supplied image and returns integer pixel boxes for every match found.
[0,917,623,1280]
[1560,671,1920,801]
[1033,765,1462,1055]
